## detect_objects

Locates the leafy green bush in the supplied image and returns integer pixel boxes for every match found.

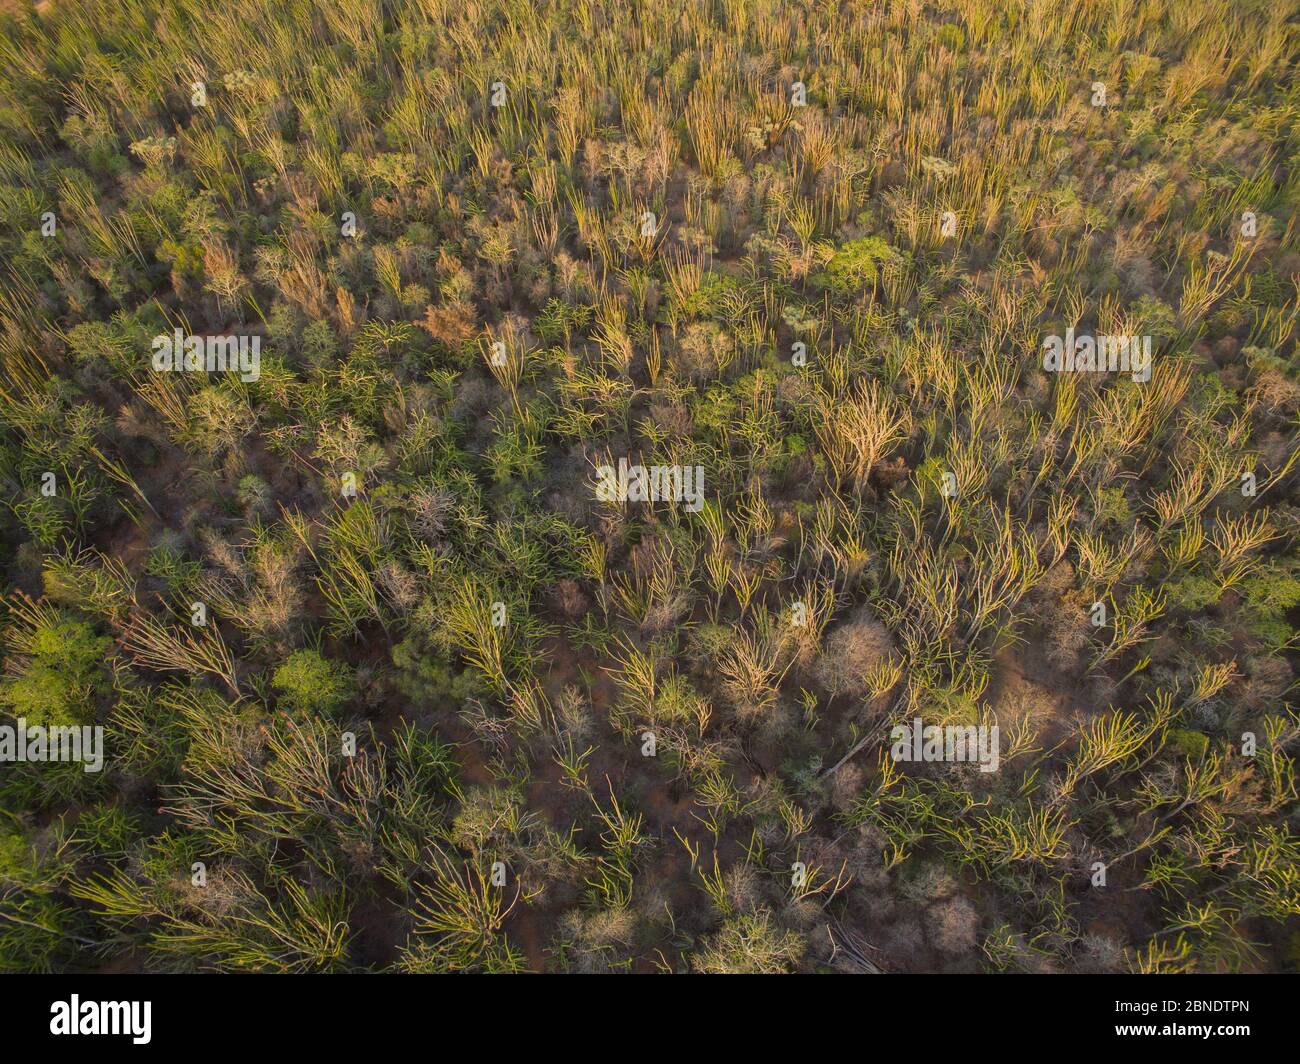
[272,649,356,718]
[0,613,111,726]
[816,236,895,293]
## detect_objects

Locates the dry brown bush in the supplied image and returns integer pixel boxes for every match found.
[813,608,896,698]
[925,895,979,956]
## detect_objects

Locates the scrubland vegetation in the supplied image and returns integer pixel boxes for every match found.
[0,0,1298,973]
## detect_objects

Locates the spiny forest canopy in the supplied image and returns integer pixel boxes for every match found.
[0,0,1297,974]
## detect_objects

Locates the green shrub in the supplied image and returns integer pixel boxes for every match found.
[0,613,111,726]
[272,649,356,718]
[816,236,895,293]
[1167,728,1210,761]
